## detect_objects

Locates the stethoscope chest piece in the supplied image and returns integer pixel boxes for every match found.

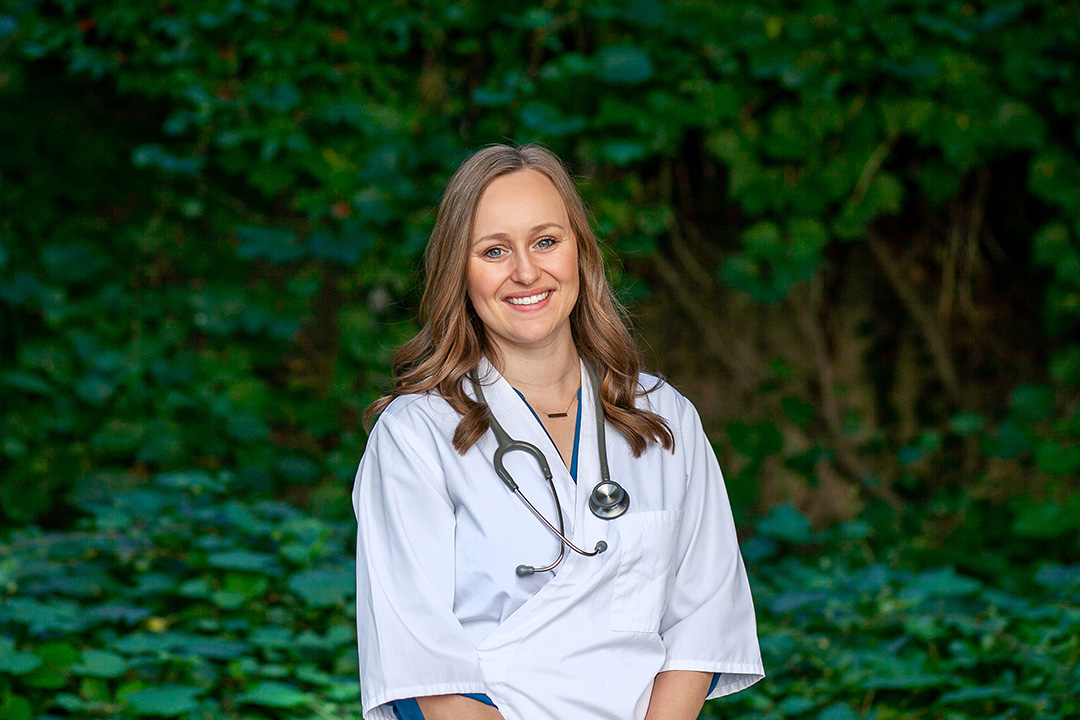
[589,480,629,519]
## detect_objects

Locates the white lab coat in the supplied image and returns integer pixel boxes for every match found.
[353,357,763,720]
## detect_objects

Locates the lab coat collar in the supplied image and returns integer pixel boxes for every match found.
[471,355,602,540]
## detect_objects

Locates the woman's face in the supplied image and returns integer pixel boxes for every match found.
[467,170,580,355]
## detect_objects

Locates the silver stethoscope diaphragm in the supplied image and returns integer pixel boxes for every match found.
[469,358,630,576]
[589,480,629,519]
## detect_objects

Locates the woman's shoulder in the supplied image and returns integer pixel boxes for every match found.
[635,370,688,407]
[372,391,461,437]
[634,371,701,429]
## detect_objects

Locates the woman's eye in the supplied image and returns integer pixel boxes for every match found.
[482,246,505,259]
[535,236,557,249]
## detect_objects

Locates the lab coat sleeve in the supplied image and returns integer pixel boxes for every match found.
[353,411,488,719]
[657,400,765,698]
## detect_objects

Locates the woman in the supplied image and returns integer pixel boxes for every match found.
[353,144,763,720]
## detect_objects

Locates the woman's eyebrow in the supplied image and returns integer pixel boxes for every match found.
[474,223,567,244]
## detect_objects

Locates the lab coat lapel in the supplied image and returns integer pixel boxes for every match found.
[475,356,580,539]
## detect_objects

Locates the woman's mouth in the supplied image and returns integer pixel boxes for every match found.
[506,291,551,306]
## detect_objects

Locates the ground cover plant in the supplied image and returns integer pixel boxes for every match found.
[2,474,1078,719]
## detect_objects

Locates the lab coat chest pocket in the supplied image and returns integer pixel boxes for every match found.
[610,510,683,633]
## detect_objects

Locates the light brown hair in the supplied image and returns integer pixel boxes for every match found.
[363,143,673,456]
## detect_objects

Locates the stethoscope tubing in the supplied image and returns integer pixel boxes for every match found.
[470,358,627,576]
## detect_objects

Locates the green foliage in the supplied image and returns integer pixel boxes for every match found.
[1,0,1078,526]
[708,511,1080,720]
[2,478,1076,719]
[0,472,361,719]
[2,1,1080,716]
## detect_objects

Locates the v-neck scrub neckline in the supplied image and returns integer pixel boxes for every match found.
[511,386,582,483]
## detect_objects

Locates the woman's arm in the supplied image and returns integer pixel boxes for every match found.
[416,695,506,719]
[643,670,713,720]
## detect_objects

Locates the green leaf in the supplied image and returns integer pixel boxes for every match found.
[727,419,784,460]
[743,221,782,254]
[600,140,648,165]
[780,397,814,427]
[980,420,1029,459]
[1035,439,1080,475]
[817,703,859,720]
[206,550,279,573]
[517,102,586,137]
[40,241,108,284]
[55,693,86,711]
[1050,346,1080,385]
[210,590,248,609]
[237,681,310,708]
[900,567,982,599]
[756,504,812,544]
[0,371,52,396]
[1034,563,1080,591]
[72,649,129,678]
[178,637,250,660]
[949,411,985,435]
[1012,500,1071,539]
[155,471,223,492]
[112,632,185,655]
[771,590,828,613]
[1010,384,1056,422]
[287,567,353,607]
[0,695,33,720]
[864,672,947,689]
[131,144,204,175]
[594,45,654,84]
[0,641,43,674]
[249,626,294,649]
[126,685,203,716]
[235,225,305,264]
[23,642,79,688]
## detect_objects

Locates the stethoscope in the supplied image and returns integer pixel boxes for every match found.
[469,359,630,577]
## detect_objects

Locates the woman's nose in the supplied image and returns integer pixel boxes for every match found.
[511,252,540,284]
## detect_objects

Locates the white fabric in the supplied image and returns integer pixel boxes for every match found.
[353,357,764,720]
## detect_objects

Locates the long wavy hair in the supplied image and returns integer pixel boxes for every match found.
[363,144,673,457]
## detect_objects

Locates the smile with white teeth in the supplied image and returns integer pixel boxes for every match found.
[506,291,551,306]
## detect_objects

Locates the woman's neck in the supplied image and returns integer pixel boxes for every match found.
[491,335,581,398]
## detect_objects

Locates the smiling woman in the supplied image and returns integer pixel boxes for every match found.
[355,144,763,720]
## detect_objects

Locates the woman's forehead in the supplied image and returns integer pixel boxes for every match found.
[472,170,569,240]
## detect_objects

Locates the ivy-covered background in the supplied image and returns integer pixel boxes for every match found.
[1,1,1078,718]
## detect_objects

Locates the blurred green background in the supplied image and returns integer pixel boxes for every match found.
[1,0,1078,718]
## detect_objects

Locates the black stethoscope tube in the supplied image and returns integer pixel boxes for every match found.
[469,359,630,576]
